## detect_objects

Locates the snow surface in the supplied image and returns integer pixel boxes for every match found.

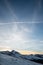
[0,53,43,65]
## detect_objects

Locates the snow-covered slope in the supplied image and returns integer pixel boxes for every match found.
[0,53,43,65]
[22,54,43,60]
[22,54,43,64]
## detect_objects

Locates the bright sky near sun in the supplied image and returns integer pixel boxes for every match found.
[0,0,43,53]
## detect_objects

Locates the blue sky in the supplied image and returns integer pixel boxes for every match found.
[0,0,43,52]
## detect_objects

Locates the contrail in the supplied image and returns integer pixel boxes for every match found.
[0,21,43,25]
[4,0,18,22]
[0,0,43,25]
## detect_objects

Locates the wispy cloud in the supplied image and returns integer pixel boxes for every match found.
[0,23,33,50]
[0,22,43,52]
[40,41,43,43]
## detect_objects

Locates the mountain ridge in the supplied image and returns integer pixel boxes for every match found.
[0,50,43,65]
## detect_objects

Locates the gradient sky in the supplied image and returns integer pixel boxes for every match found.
[0,0,43,52]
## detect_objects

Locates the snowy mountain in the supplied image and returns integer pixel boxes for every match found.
[22,54,43,64]
[0,50,43,65]
[0,50,22,58]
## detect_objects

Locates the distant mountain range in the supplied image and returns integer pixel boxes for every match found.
[0,50,43,65]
